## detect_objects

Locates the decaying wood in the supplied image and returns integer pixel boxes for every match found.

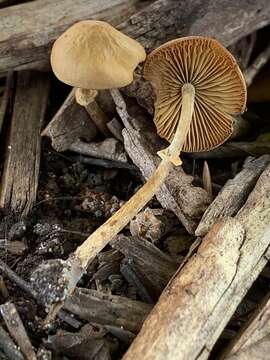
[225,337,270,360]
[0,72,14,134]
[84,101,111,137]
[111,89,210,234]
[63,287,152,333]
[41,89,97,151]
[0,71,49,215]
[130,207,176,243]
[228,33,256,70]
[69,138,128,163]
[2,0,270,76]
[0,325,24,360]
[47,324,111,360]
[123,164,270,360]
[112,234,178,300]
[191,142,270,159]
[107,117,124,142]
[0,0,142,73]
[222,292,270,358]
[70,154,137,170]
[196,155,270,236]
[244,43,270,86]
[0,303,37,360]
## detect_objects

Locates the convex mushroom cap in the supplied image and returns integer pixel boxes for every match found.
[51,20,146,90]
[144,36,247,152]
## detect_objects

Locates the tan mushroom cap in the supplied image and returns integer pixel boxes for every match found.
[144,36,247,152]
[50,20,146,90]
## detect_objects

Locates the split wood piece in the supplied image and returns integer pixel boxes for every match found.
[120,260,156,304]
[111,234,178,299]
[130,207,177,243]
[111,89,210,234]
[107,117,124,142]
[0,71,49,216]
[46,324,111,359]
[228,33,257,70]
[69,154,137,170]
[123,164,270,360]
[63,287,152,333]
[225,337,270,360]
[196,155,270,236]
[0,325,24,360]
[244,43,270,86]
[190,141,270,159]
[0,302,37,360]
[222,292,270,358]
[0,72,14,135]
[69,138,128,163]
[41,89,97,152]
[83,100,111,137]
[0,0,142,73]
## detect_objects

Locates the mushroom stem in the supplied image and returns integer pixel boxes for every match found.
[157,83,195,166]
[74,158,173,268]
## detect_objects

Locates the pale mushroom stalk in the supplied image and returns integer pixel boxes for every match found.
[157,83,195,165]
[75,87,111,137]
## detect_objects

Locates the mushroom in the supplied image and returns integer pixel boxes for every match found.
[37,36,246,321]
[51,20,146,136]
[144,36,247,165]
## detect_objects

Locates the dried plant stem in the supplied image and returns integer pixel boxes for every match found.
[157,83,195,165]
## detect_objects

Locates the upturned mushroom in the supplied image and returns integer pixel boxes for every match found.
[35,36,246,320]
[51,20,146,135]
[144,36,247,165]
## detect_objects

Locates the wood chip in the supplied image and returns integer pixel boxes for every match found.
[0,71,50,215]
[63,288,152,333]
[0,302,37,360]
[196,155,270,236]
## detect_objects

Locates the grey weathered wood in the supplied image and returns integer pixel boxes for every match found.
[0,0,141,73]
[69,138,128,163]
[225,337,270,360]
[0,72,14,134]
[0,303,37,360]
[123,164,270,360]
[41,89,97,152]
[1,0,270,75]
[0,325,24,360]
[222,293,270,358]
[196,155,270,236]
[63,287,152,333]
[191,142,270,160]
[111,234,177,299]
[111,89,210,234]
[0,71,49,215]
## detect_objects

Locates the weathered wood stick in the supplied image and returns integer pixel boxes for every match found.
[123,164,270,360]
[0,303,37,360]
[112,234,177,299]
[196,155,270,236]
[0,71,49,215]
[0,325,24,360]
[190,142,270,159]
[244,43,270,86]
[112,89,210,234]
[0,0,141,73]
[69,138,128,163]
[41,89,97,152]
[0,72,14,134]
[221,292,270,358]
[1,0,270,75]
[224,337,270,360]
[63,287,152,333]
